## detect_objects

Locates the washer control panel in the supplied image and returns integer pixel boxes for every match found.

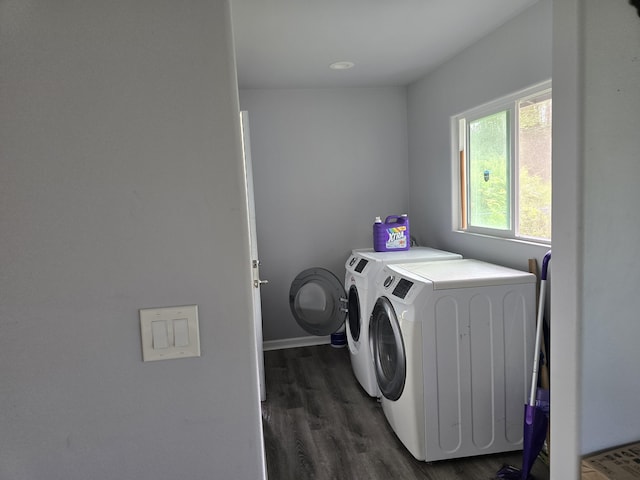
[392,278,414,299]
[379,266,427,304]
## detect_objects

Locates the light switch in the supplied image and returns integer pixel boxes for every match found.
[140,305,200,362]
[151,320,169,349]
[173,318,189,347]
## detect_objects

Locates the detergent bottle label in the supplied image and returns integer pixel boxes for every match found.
[385,226,407,249]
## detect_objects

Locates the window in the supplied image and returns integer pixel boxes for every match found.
[453,82,552,243]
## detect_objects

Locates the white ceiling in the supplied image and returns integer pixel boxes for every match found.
[231,0,539,89]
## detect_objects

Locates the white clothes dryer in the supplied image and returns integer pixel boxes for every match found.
[344,247,461,397]
[369,259,536,461]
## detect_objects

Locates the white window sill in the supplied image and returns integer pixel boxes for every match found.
[453,229,551,249]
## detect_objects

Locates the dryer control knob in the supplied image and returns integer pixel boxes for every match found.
[383,275,394,288]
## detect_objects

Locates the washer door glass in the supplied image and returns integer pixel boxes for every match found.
[370,296,406,401]
[347,285,361,341]
[289,268,347,336]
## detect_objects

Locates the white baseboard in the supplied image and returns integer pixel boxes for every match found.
[263,335,331,351]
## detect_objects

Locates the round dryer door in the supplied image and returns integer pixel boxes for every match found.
[370,296,406,401]
[289,268,347,336]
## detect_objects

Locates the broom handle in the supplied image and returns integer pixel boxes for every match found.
[529,251,551,407]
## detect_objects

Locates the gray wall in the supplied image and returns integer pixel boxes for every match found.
[239,88,408,341]
[0,1,265,479]
[579,0,640,456]
[407,0,640,477]
[407,0,553,271]
[551,0,582,476]
[553,0,640,476]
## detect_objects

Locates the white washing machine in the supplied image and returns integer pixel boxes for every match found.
[369,259,536,461]
[343,247,461,397]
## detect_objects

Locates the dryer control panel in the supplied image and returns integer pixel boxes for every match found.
[345,255,369,276]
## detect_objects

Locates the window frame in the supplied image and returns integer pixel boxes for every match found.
[451,80,552,245]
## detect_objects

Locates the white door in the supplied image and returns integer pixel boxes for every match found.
[240,111,267,401]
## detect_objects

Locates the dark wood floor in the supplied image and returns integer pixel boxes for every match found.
[261,345,550,480]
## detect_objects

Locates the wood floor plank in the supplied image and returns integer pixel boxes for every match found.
[262,345,550,480]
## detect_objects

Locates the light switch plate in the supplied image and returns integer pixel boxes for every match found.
[140,305,200,362]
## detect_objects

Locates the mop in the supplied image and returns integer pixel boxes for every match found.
[497,250,551,480]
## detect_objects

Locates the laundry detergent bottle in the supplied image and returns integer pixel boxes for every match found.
[373,214,410,252]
